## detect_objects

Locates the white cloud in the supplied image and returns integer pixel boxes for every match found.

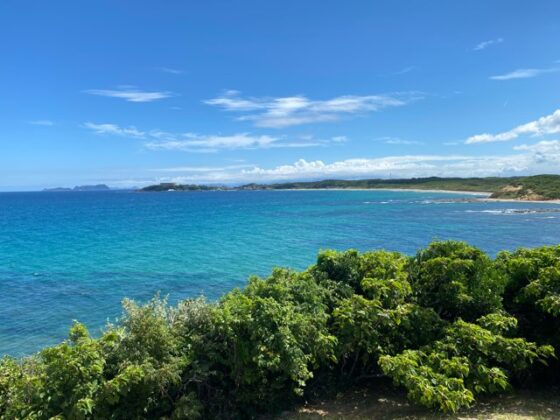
[474,38,503,51]
[204,90,421,128]
[243,150,560,181]
[84,87,173,102]
[100,141,560,188]
[160,67,183,74]
[144,133,345,152]
[152,164,254,173]
[29,120,54,126]
[83,122,146,138]
[83,121,345,151]
[381,137,423,145]
[490,67,559,80]
[466,109,560,144]
[513,139,560,152]
[393,66,416,75]
[145,134,278,152]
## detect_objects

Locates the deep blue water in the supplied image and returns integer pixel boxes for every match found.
[1,189,559,356]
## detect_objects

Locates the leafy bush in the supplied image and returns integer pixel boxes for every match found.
[496,245,560,383]
[409,241,506,321]
[1,241,558,418]
[380,314,554,413]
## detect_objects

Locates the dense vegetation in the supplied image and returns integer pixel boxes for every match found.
[2,241,560,418]
[140,183,228,192]
[141,175,560,200]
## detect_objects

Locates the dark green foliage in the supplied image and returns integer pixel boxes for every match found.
[496,245,560,360]
[1,241,559,418]
[141,182,229,192]
[497,245,560,314]
[330,250,443,377]
[409,241,506,321]
[380,314,553,413]
[315,249,363,291]
[205,270,337,415]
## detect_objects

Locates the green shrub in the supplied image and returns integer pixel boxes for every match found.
[1,241,558,418]
[380,314,554,413]
[409,241,506,321]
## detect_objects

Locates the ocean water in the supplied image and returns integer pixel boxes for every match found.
[1,189,559,356]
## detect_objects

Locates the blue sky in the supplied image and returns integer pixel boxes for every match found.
[1,1,559,190]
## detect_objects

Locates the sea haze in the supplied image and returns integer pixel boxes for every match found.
[1,189,559,355]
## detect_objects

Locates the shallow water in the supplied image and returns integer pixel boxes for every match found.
[1,190,559,356]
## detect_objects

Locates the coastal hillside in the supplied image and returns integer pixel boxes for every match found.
[2,241,559,418]
[140,175,560,201]
[140,182,229,192]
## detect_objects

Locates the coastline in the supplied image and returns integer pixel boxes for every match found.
[140,175,560,202]
[153,187,560,203]
[478,197,560,204]
[263,188,560,203]
[277,187,493,196]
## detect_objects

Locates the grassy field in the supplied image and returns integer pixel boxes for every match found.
[282,384,560,419]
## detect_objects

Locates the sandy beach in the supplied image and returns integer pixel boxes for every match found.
[272,187,560,204]
[279,187,492,195]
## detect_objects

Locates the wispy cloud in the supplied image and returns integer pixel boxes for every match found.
[145,133,345,152]
[145,134,278,152]
[83,122,146,138]
[160,67,183,75]
[393,66,416,75]
[152,164,254,173]
[204,90,421,128]
[379,136,423,145]
[83,122,343,152]
[466,109,560,144]
[84,86,173,102]
[474,37,503,51]
[490,67,559,80]
[29,120,54,126]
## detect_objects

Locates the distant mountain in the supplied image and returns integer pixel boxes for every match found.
[42,187,73,192]
[43,184,111,192]
[73,184,110,191]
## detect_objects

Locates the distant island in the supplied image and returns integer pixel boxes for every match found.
[43,184,111,192]
[140,175,560,201]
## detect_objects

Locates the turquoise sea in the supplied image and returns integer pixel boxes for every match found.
[1,189,560,356]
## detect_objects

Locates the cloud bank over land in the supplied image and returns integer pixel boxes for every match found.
[140,140,560,186]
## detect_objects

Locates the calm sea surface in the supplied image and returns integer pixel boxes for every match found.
[1,190,559,356]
